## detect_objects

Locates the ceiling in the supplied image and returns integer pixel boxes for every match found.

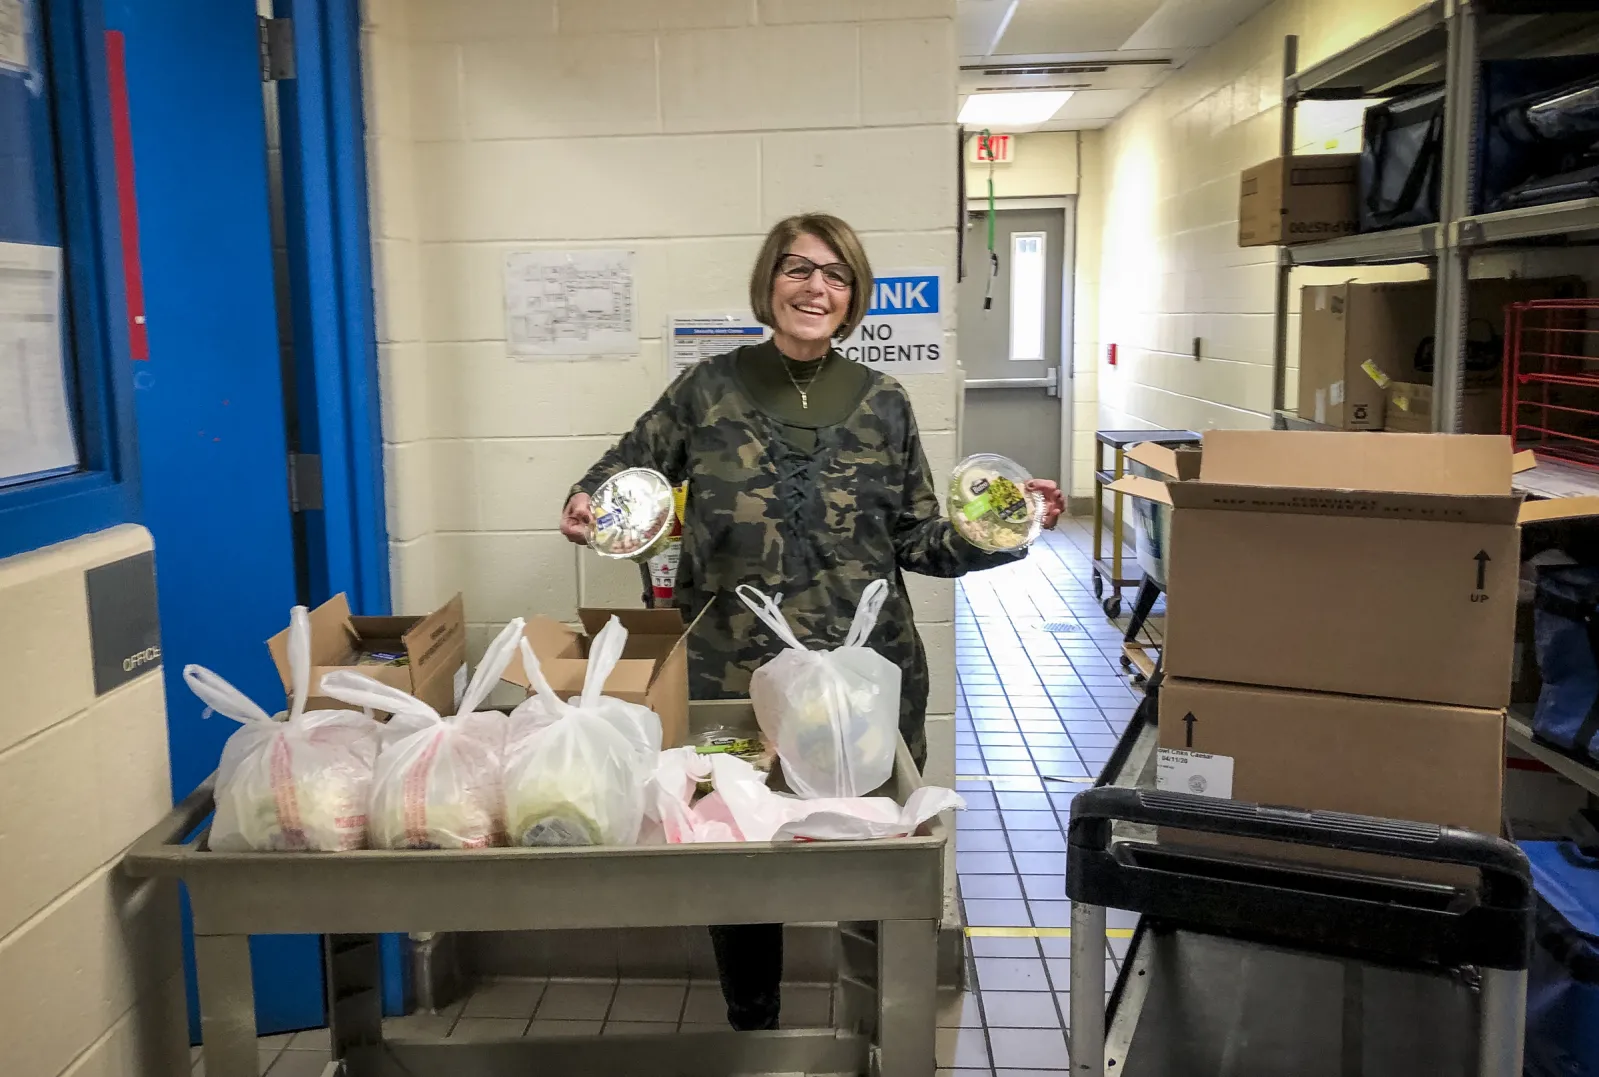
[959,0,1276,130]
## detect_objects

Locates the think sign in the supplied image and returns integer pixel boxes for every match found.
[968,132,1014,164]
[838,267,946,375]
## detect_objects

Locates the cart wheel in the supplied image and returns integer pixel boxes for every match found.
[1119,655,1133,671]
[1102,596,1121,618]
[1092,573,1103,598]
[1131,672,1147,686]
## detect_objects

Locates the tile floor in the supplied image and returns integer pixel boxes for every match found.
[222,518,1151,1077]
[935,520,1153,1076]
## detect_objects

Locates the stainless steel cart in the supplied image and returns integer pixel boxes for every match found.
[123,701,946,1077]
[1066,785,1535,1077]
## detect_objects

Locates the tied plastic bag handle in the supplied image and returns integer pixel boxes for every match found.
[735,585,806,652]
[455,617,524,718]
[287,605,311,723]
[319,671,442,724]
[842,580,890,649]
[516,638,569,715]
[579,616,630,710]
[184,665,276,725]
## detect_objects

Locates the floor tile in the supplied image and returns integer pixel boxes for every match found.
[960,809,1004,831]
[784,984,834,1027]
[681,983,727,1025]
[449,1017,528,1041]
[957,830,1009,853]
[961,873,1023,899]
[975,957,1052,992]
[937,990,983,1028]
[989,1027,1070,1069]
[609,982,685,1024]
[970,936,1041,958]
[980,990,1064,1028]
[1029,901,1072,928]
[936,1025,991,1069]
[287,1029,330,1052]
[1009,830,1066,853]
[964,898,1031,927]
[996,791,1052,811]
[265,1052,330,1077]
[1022,875,1066,901]
[463,978,545,1020]
[1001,810,1059,831]
[528,1019,604,1038]
[1012,851,1067,875]
[536,981,615,1022]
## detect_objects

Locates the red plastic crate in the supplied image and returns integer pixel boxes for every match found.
[1503,298,1599,471]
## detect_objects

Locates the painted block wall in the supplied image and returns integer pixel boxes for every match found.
[360,0,964,779]
[0,526,188,1077]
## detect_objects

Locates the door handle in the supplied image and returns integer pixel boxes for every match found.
[967,368,1061,397]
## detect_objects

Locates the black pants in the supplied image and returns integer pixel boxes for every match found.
[710,923,783,1030]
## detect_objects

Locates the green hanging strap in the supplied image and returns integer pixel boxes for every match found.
[981,130,999,311]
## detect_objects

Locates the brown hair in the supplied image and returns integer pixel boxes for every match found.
[748,214,874,340]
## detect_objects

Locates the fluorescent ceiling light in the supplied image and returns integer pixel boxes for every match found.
[959,90,1074,126]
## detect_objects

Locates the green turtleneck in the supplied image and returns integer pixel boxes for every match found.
[734,338,871,452]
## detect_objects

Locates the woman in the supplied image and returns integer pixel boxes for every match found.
[561,213,1064,1031]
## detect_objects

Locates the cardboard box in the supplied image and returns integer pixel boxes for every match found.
[268,593,468,716]
[1157,678,1504,880]
[506,608,702,750]
[1107,431,1599,709]
[1238,155,1359,247]
[1297,276,1585,430]
[1384,379,1502,434]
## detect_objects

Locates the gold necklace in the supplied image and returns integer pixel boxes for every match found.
[782,352,830,410]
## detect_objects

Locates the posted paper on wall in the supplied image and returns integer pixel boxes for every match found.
[837,267,947,376]
[504,249,637,358]
[667,312,767,382]
[0,241,77,483]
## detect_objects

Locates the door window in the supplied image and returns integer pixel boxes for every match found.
[1009,230,1046,361]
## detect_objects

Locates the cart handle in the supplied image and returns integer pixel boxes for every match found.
[123,774,216,875]
[1067,786,1534,970]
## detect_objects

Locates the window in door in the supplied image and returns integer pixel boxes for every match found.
[1009,230,1046,361]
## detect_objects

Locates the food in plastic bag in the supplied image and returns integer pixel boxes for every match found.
[184,607,381,852]
[502,618,661,846]
[950,453,1043,552]
[652,748,963,843]
[320,618,526,850]
[738,580,901,799]
[588,468,675,561]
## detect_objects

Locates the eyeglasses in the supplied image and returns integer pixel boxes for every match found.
[777,253,854,290]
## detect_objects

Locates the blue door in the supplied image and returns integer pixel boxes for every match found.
[106,0,325,1036]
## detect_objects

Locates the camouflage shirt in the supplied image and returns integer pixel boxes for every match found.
[574,348,1023,765]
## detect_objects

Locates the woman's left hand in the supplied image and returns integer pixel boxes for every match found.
[1026,479,1067,531]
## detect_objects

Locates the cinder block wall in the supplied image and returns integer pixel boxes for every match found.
[0,526,188,1077]
[361,0,963,781]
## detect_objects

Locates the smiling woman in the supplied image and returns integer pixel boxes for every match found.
[559,212,1066,1032]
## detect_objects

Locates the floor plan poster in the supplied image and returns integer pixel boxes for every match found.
[504,249,638,358]
[0,241,77,483]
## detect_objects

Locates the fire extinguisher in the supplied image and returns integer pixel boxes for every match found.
[647,484,687,608]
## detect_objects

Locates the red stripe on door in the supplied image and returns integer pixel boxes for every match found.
[105,31,148,360]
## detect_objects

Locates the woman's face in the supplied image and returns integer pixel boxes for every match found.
[770,231,852,346]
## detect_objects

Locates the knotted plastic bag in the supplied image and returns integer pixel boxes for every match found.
[184,606,381,852]
[502,617,661,847]
[320,618,524,849]
[738,579,901,799]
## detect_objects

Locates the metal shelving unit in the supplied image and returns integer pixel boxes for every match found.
[1507,711,1599,799]
[1270,0,1599,433]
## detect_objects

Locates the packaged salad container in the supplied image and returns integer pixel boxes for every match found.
[949,453,1043,553]
[588,468,675,561]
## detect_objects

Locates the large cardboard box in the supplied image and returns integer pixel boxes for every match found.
[1108,431,1599,709]
[1157,678,1504,880]
[1297,275,1584,430]
[1384,378,1502,434]
[1238,155,1359,247]
[506,608,702,750]
[268,593,468,716]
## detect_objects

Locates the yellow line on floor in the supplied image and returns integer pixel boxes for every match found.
[965,926,1135,939]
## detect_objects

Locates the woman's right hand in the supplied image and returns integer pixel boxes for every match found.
[560,493,594,545]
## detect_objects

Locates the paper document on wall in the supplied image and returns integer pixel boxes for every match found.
[504,249,638,359]
[667,312,766,382]
[0,241,77,484]
[0,0,27,74]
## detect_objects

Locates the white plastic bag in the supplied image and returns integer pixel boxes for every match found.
[321,618,525,850]
[649,748,962,844]
[738,580,901,799]
[184,607,381,852]
[502,617,662,847]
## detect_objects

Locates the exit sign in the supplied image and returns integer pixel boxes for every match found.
[969,132,1014,164]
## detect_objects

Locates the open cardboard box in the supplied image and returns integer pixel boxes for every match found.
[267,593,468,716]
[1157,677,1504,884]
[1109,432,1599,709]
[504,608,705,750]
